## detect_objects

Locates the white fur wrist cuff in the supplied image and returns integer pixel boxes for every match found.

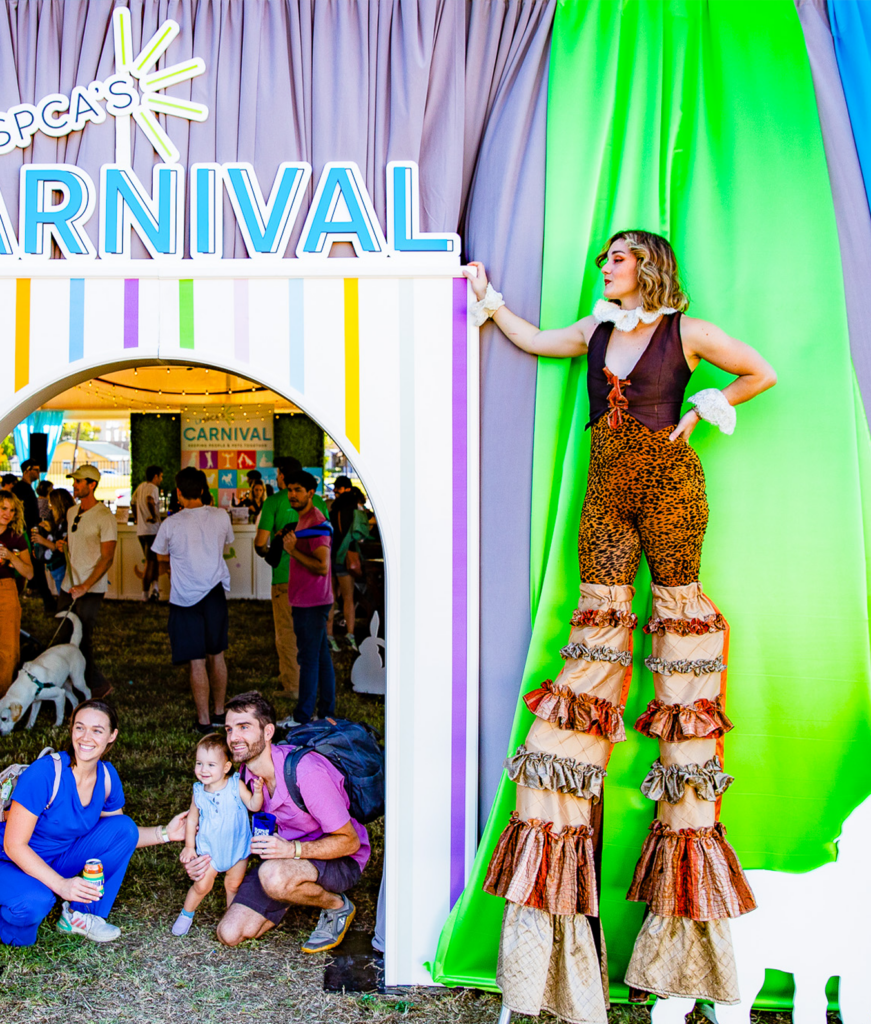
[470,282,505,327]
[688,389,736,435]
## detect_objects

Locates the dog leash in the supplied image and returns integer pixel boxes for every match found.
[46,597,77,648]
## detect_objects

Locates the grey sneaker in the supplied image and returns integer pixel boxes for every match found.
[171,911,193,936]
[57,901,121,943]
[301,894,355,953]
[344,634,359,652]
[327,635,341,653]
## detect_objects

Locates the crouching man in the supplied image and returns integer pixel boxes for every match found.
[184,691,368,953]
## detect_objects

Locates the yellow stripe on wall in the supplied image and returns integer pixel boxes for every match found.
[344,278,360,450]
[14,279,30,392]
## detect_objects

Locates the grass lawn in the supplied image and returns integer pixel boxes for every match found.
[0,597,831,1023]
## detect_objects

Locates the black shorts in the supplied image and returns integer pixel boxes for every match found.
[137,535,157,561]
[233,856,363,925]
[167,584,229,664]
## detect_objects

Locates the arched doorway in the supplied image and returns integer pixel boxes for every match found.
[0,266,478,986]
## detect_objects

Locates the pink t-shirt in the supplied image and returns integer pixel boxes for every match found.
[287,507,334,607]
[250,744,370,871]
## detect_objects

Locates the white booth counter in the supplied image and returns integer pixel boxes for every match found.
[105,522,273,601]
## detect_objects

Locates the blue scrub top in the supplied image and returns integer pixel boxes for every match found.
[0,752,125,862]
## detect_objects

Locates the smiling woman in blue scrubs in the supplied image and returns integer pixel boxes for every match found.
[0,700,187,946]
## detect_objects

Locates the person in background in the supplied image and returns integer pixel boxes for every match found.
[1,473,17,489]
[238,479,267,520]
[0,490,34,696]
[256,458,329,701]
[13,459,53,613]
[283,470,335,727]
[36,480,53,521]
[256,457,303,699]
[332,475,353,500]
[131,465,163,602]
[153,467,234,734]
[31,488,75,597]
[327,485,368,653]
[56,466,117,699]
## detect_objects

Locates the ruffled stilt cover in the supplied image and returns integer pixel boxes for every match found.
[624,582,756,1005]
[484,583,636,1024]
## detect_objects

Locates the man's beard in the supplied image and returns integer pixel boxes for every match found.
[232,732,266,763]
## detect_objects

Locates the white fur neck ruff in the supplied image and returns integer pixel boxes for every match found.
[593,299,677,332]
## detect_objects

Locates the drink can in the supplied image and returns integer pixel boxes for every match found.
[83,858,104,897]
[251,812,277,837]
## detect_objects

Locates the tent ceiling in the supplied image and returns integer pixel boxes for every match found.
[39,366,301,418]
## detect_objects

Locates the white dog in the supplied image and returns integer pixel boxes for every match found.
[0,612,90,735]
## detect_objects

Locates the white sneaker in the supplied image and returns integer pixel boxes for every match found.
[57,901,121,942]
[276,715,304,729]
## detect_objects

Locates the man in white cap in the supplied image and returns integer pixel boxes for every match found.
[56,465,117,698]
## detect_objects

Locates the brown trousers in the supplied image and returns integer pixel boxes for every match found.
[271,583,299,695]
[0,578,21,696]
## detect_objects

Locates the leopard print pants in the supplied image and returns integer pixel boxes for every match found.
[578,415,708,587]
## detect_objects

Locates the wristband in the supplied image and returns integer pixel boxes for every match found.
[687,389,736,435]
[293,840,302,860]
[470,282,505,327]
[159,824,170,843]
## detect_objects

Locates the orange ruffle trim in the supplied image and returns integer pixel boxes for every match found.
[572,608,639,630]
[644,613,728,636]
[525,679,626,741]
[627,820,756,920]
[483,812,598,915]
[634,696,733,741]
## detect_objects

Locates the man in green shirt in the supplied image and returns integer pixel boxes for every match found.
[256,457,328,697]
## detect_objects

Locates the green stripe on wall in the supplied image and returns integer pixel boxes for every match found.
[179,279,194,349]
[433,2,871,1008]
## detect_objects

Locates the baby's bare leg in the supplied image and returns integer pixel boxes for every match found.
[184,865,219,913]
[223,859,248,907]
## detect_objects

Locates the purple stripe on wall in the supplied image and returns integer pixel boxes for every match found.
[124,279,139,349]
[234,279,249,361]
[450,277,469,907]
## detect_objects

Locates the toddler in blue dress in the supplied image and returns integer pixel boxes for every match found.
[172,733,263,936]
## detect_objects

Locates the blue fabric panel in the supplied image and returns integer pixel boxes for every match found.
[829,0,871,209]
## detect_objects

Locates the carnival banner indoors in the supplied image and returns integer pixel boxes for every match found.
[1,1,870,1021]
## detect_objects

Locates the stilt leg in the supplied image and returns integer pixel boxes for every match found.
[625,582,754,1006]
[486,583,636,1024]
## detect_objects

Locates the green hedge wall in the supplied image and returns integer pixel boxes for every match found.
[273,413,324,470]
[130,413,181,494]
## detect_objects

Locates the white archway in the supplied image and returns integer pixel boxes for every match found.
[0,261,479,986]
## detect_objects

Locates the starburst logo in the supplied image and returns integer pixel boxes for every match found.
[111,8,208,166]
[0,7,208,166]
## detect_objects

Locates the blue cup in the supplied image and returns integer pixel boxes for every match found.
[251,812,277,837]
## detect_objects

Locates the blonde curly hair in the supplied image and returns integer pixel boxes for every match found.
[595,230,689,312]
[0,490,25,535]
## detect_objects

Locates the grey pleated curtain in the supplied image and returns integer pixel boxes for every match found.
[0,0,557,831]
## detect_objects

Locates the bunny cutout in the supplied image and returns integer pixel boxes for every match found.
[351,611,386,695]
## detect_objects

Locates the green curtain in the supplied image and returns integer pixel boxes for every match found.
[433,0,871,1007]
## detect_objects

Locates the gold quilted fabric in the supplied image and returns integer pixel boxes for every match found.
[624,913,740,1005]
[497,903,609,1024]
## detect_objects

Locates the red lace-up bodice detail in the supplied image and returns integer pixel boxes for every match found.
[604,367,630,429]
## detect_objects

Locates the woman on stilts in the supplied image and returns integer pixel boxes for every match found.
[465,231,776,1023]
